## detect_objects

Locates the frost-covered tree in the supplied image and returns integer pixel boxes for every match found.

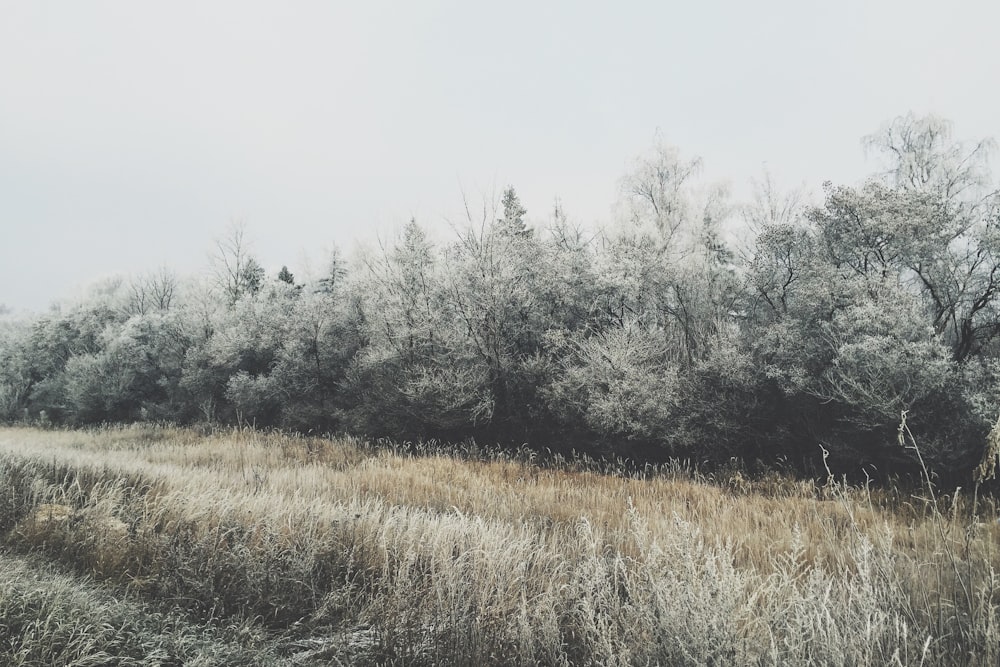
[609,141,739,366]
[544,318,679,444]
[862,115,1000,363]
[267,279,361,429]
[0,320,32,421]
[741,118,1000,475]
[539,141,745,456]
[62,313,189,423]
[212,221,266,305]
[123,267,177,317]
[499,186,530,237]
[618,140,702,244]
[443,209,549,434]
[346,219,491,436]
[864,113,996,199]
[183,280,299,424]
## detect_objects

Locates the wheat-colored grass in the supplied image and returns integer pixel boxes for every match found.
[0,424,997,665]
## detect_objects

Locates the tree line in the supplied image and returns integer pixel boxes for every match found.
[3,114,1000,483]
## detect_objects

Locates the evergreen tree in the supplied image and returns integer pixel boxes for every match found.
[499,186,530,237]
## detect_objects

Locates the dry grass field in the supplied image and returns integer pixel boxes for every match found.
[0,424,998,665]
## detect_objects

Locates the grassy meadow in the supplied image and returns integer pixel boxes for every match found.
[0,424,998,666]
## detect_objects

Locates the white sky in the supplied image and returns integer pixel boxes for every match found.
[2,0,999,312]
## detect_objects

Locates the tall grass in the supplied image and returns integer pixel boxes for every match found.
[0,424,997,665]
[0,552,278,665]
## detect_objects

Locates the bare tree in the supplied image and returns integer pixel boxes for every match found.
[864,113,997,201]
[618,140,702,243]
[124,267,177,316]
[212,221,265,305]
[741,171,808,234]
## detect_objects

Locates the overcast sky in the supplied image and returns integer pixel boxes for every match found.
[2,1,999,312]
